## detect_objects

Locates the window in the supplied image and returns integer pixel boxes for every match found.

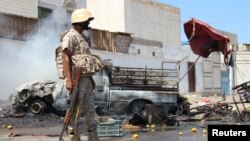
[38,7,52,19]
[137,49,141,54]
[152,52,155,57]
[66,10,72,23]
[64,1,75,24]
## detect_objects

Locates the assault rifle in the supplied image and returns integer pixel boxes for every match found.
[59,67,81,141]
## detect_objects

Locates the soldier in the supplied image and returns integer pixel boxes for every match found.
[61,8,100,141]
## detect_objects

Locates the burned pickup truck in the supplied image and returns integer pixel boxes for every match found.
[11,61,189,121]
[94,61,188,116]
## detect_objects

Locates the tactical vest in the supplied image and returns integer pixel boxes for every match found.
[55,30,104,79]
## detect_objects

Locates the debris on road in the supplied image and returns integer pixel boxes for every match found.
[133,133,139,139]
[7,125,13,130]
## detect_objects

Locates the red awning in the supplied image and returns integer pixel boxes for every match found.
[184,18,230,65]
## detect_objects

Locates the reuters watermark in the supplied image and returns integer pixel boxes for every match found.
[208,125,249,140]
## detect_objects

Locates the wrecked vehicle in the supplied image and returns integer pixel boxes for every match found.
[95,61,190,126]
[93,61,189,117]
[11,80,68,115]
[11,61,189,125]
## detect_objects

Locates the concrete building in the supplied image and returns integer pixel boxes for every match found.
[0,0,239,100]
[179,30,238,96]
[235,44,250,86]
[87,0,181,46]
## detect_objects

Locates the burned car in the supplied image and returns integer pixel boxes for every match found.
[11,80,68,115]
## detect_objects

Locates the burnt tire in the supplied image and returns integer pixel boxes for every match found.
[28,99,46,115]
[130,100,146,114]
[240,111,250,122]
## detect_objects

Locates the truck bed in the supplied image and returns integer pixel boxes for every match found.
[109,65,179,91]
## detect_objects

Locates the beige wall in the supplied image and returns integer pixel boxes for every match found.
[124,0,180,45]
[235,44,250,85]
[40,0,62,6]
[39,0,85,8]
[87,0,125,32]
[86,0,180,46]
[0,0,38,18]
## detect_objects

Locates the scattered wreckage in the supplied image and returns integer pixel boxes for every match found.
[184,81,250,122]
[10,61,190,126]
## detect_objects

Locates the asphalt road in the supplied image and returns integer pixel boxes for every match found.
[0,119,210,141]
[109,122,208,141]
[0,103,249,141]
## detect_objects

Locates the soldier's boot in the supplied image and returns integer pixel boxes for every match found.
[69,134,81,141]
[88,130,100,141]
[68,126,81,141]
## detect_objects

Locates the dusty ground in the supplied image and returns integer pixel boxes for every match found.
[0,108,96,141]
[0,101,63,136]
[0,101,121,141]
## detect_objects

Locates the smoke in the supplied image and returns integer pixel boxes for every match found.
[0,11,68,100]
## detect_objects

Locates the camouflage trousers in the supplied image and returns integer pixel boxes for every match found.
[68,77,100,141]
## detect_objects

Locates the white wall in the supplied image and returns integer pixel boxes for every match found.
[75,0,86,8]
[163,44,203,94]
[86,0,180,46]
[178,60,203,95]
[202,53,222,95]
[124,0,180,45]
[39,0,84,7]
[91,49,175,69]
[40,0,62,6]
[0,0,38,18]
[129,44,164,58]
[235,44,250,85]
[87,0,125,32]
[38,0,85,25]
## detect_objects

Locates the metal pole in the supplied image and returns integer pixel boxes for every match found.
[232,49,236,94]
[172,56,201,88]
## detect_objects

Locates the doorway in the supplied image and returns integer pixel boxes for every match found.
[188,62,196,92]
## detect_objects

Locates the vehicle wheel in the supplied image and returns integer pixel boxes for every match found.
[165,118,177,126]
[240,111,250,122]
[28,99,46,115]
[228,111,240,122]
[130,100,146,114]
[95,107,105,116]
[219,105,233,116]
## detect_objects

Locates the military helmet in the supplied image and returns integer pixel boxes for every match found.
[71,8,94,24]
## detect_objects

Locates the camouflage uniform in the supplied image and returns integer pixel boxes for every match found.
[61,28,99,141]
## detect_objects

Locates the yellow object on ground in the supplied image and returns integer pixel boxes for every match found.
[202,129,207,134]
[190,128,197,133]
[150,124,156,128]
[133,133,139,139]
[7,125,13,130]
[178,131,183,135]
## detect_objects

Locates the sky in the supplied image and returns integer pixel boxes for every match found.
[157,0,250,43]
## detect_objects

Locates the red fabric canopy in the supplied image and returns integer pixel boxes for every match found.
[184,18,230,65]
